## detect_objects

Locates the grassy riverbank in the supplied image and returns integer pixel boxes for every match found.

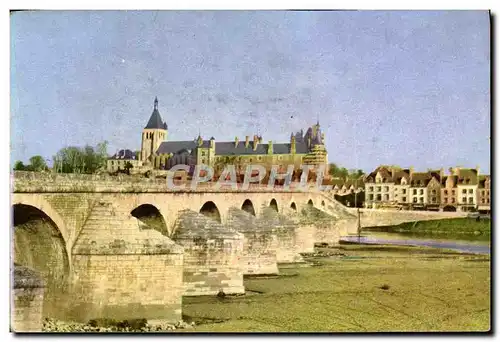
[363,218,491,241]
[183,245,490,332]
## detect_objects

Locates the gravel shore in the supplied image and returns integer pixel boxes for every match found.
[42,318,195,332]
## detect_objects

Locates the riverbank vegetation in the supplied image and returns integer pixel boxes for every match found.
[363,218,491,242]
[183,245,490,332]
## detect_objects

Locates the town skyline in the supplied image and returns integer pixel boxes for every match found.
[11,10,491,173]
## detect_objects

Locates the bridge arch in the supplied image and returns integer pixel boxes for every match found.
[12,203,71,320]
[307,199,314,207]
[12,195,71,251]
[241,199,256,216]
[269,198,279,212]
[443,205,457,212]
[131,203,168,236]
[290,202,297,212]
[200,201,222,223]
[321,200,325,207]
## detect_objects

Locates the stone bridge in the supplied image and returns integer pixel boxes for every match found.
[10,171,468,330]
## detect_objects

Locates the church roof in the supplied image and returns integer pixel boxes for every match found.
[145,97,168,130]
[156,140,310,156]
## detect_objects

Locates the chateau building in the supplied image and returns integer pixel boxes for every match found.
[107,97,329,174]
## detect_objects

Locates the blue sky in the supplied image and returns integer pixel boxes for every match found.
[10,10,490,173]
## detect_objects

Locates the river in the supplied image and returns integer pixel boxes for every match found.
[340,232,490,255]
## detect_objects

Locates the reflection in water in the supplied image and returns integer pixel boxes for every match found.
[340,233,490,255]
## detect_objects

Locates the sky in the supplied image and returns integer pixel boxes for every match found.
[10,10,490,173]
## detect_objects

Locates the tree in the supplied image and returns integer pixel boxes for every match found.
[13,161,26,171]
[29,155,48,172]
[52,141,109,174]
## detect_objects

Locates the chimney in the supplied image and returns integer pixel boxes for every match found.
[245,136,250,148]
[210,136,215,149]
[253,135,259,151]
[476,165,480,175]
[440,168,444,179]
[409,166,414,177]
[291,135,296,154]
[235,136,239,148]
[268,140,273,154]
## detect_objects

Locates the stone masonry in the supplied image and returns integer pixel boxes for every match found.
[11,265,45,332]
[172,209,245,296]
[70,201,184,323]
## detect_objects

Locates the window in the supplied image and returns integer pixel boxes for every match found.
[444,198,448,203]
[201,151,206,156]
[395,194,398,197]
[487,199,490,203]
[369,186,374,192]
[369,194,374,200]
[258,156,262,161]
[482,190,486,196]
[462,197,466,203]
[376,194,382,201]
[468,197,474,204]
[402,189,406,194]
[202,159,206,164]
[402,197,407,202]
[452,190,456,195]
[413,197,417,203]
[413,189,417,195]
[444,190,448,195]
[419,197,424,203]
[481,199,485,204]
[384,186,389,192]
[468,189,473,194]
[384,194,389,201]
[451,198,455,203]
[376,186,381,192]
[431,197,437,203]
[462,189,467,194]
[419,189,423,195]
[431,189,436,195]
[249,158,253,162]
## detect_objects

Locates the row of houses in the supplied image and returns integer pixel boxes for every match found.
[327,165,490,213]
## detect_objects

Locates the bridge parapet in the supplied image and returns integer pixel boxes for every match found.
[12,171,320,194]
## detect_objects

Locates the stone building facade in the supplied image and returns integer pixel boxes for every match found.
[477,175,491,213]
[364,165,488,212]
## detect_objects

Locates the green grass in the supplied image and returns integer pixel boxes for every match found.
[364,218,491,241]
[182,245,490,332]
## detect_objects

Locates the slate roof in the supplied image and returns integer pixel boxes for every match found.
[456,168,479,185]
[410,172,432,187]
[145,98,168,130]
[156,140,309,156]
[365,166,394,183]
[393,170,410,185]
[157,140,209,155]
[108,149,138,160]
[215,141,309,156]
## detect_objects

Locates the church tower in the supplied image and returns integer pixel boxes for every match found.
[141,97,168,163]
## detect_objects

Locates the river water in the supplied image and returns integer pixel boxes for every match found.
[340,232,490,255]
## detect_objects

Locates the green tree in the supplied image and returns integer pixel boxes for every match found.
[13,161,26,171]
[29,155,48,172]
[52,141,109,174]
